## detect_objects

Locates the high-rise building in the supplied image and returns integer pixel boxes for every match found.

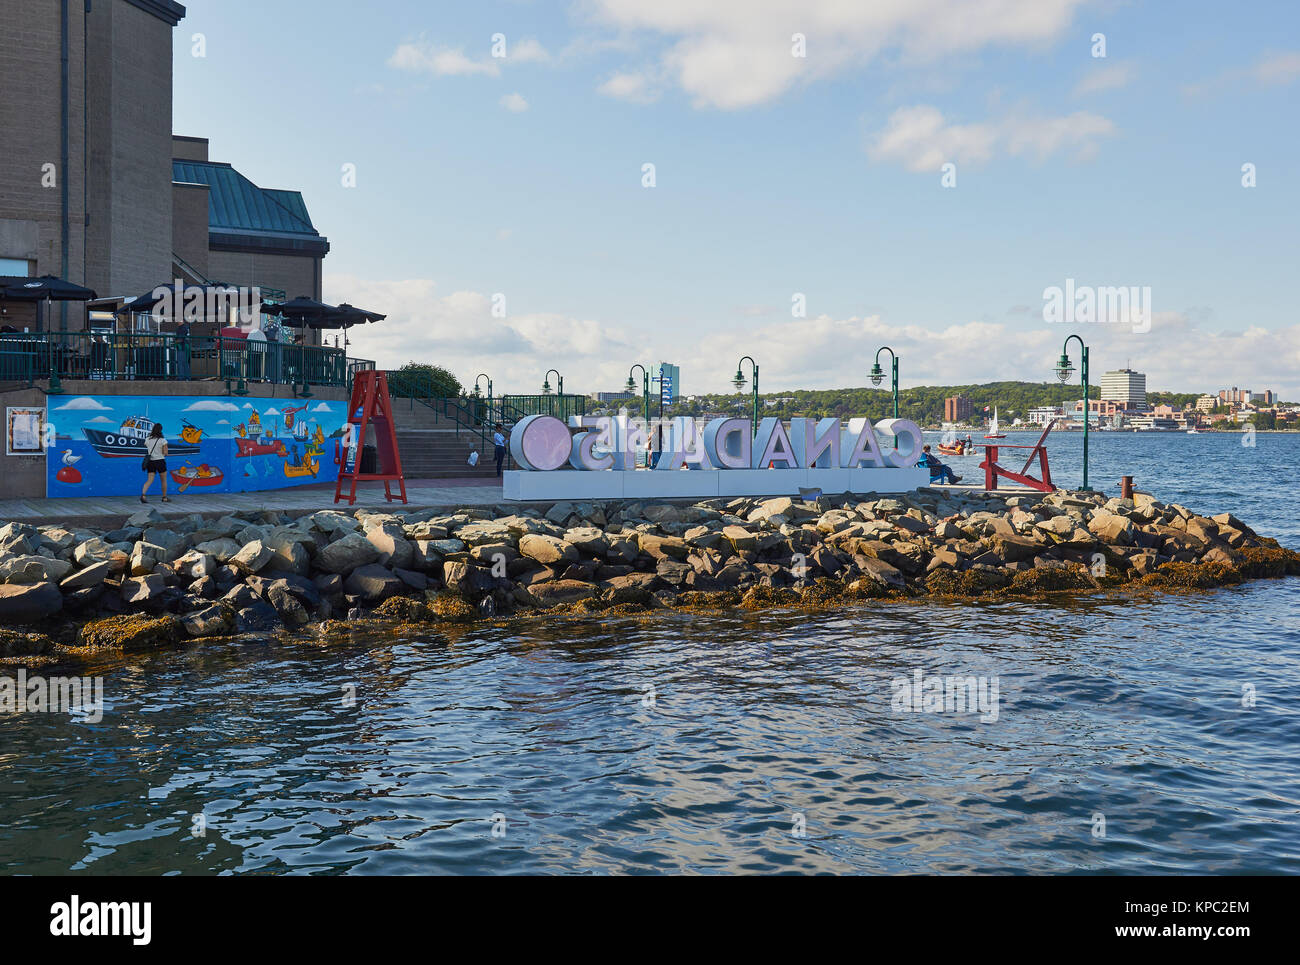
[1100,368,1147,408]
[944,395,973,422]
[655,362,680,405]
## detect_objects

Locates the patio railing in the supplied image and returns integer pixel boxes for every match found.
[0,331,373,390]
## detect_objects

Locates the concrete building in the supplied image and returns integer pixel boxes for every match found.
[944,395,973,422]
[1,1,326,337]
[1100,368,1147,408]
[1,0,186,330]
[1027,405,1062,426]
[171,137,329,312]
[1196,394,1219,412]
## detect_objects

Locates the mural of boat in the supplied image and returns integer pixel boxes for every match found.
[283,455,320,478]
[235,436,288,457]
[170,464,224,488]
[83,416,201,458]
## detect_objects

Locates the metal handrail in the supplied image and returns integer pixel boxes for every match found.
[0,330,369,389]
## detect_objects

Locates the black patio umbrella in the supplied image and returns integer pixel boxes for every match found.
[116,282,239,316]
[0,275,98,332]
[334,303,387,325]
[264,295,342,327]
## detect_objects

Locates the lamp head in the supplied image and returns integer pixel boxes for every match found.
[542,379,552,395]
[732,369,745,392]
[625,375,635,393]
[869,362,884,387]
[1055,353,1073,383]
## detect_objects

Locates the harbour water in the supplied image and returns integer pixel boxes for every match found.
[2,431,1298,874]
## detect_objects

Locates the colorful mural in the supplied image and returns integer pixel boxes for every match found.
[44,395,349,497]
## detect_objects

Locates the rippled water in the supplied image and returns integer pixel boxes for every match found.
[2,432,1298,874]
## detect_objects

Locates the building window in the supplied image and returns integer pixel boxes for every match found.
[0,257,33,276]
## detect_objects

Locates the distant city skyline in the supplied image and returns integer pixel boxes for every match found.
[172,1,1300,398]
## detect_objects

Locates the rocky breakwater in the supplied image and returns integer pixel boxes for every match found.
[1,487,1297,661]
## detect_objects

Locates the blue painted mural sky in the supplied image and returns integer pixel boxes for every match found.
[173,1,1300,399]
[46,395,347,498]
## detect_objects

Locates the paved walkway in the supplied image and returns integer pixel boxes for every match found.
[0,477,509,528]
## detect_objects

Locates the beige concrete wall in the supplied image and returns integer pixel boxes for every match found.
[206,249,322,302]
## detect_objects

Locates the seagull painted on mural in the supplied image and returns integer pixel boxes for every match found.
[61,449,83,467]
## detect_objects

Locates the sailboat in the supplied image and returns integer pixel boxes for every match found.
[984,406,1006,439]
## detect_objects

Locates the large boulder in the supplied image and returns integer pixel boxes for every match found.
[194,537,243,562]
[121,575,167,605]
[722,525,758,553]
[317,532,381,574]
[519,534,577,565]
[344,563,403,602]
[638,532,689,560]
[181,603,236,638]
[529,579,596,606]
[60,560,115,591]
[0,581,62,622]
[364,522,416,569]
[230,540,274,575]
[0,554,73,584]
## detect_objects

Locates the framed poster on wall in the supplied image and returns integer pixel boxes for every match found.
[6,406,45,456]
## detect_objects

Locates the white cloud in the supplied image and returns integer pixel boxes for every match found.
[499,92,529,112]
[85,415,113,424]
[583,0,1086,109]
[263,408,281,416]
[510,38,552,64]
[1184,50,1300,96]
[388,41,500,77]
[181,399,240,412]
[597,70,661,103]
[1073,61,1136,96]
[53,397,111,411]
[868,105,1115,171]
[311,403,332,412]
[1254,51,1300,85]
[329,273,1300,399]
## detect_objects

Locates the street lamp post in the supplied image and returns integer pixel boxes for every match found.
[732,356,759,434]
[475,372,493,422]
[871,346,899,444]
[625,364,651,432]
[542,368,564,419]
[870,346,899,422]
[1055,334,1091,490]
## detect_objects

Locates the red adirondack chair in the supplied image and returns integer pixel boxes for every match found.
[978,419,1056,492]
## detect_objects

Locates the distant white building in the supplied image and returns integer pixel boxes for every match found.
[1028,405,1062,426]
[1100,368,1147,408]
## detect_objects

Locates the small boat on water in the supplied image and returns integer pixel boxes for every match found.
[937,442,973,456]
[83,415,200,458]
[984,406,1006,439]
[1187,428,1200,434]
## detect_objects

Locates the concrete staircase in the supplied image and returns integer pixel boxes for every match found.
[395,427,504,478]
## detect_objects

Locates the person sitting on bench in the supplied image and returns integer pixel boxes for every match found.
[920,444,962,484]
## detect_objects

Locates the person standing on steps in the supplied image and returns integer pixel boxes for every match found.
[141,423,170,503]
[493,423,506,477]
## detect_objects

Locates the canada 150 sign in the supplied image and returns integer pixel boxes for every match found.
[503,414,930,500]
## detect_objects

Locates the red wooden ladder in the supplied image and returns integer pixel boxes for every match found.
[978,419,1057,492]
[334,369,408,505]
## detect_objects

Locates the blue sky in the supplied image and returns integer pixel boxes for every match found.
[173,0,1300,398]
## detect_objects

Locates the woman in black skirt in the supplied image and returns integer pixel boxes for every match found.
[141,423,170,503]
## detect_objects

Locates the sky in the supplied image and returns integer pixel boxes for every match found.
[173,0,1300,399]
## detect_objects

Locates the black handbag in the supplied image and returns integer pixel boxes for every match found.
[142,454,150,470]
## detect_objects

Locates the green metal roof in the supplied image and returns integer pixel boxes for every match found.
[172,160,321,238]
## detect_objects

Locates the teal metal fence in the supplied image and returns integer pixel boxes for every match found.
[500,393,587,422]
[0,331,372,390]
